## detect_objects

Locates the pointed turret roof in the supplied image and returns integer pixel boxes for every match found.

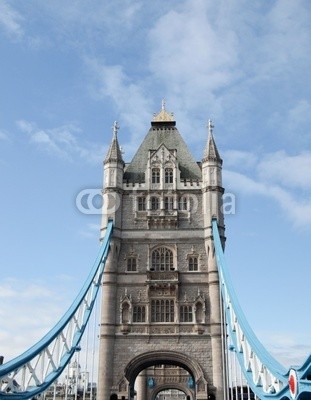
[203,120,222,164]
[124,104,201,183]
[104,121,124,165]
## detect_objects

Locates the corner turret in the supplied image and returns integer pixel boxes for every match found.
[202,120,224,229]
[202,120,226,397]
[101,121,124,234]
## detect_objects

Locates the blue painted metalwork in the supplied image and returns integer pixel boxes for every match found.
[2,218,311,399]
[212,218,311,399]
[0,220,113,400]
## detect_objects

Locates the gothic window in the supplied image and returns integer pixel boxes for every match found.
[178,196,188,211]
[127,257,137,272]
[164,196,174,210]
[180,305,193,322]
[137,197,146,211]
[188,256,198,271]
[152,168,160,184]
[165,168,173,183]
[151,196,159,210]
[151,299,175,323]
[151,247,174,271]
[133,305,146,322]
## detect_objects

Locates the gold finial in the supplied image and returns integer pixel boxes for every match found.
[153,100,175,122]
[112,121,120,138]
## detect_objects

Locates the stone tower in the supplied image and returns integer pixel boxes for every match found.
[98,104,226,400]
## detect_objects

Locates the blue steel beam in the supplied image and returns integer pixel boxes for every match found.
[212,218,311,400]
[0,221,113,400]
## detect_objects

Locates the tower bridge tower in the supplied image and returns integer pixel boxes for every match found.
[98,105,226,400]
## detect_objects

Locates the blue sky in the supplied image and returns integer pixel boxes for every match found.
[0,0,311,369]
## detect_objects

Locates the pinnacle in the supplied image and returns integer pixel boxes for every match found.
[104,121,124,164]
[203,120,222,163]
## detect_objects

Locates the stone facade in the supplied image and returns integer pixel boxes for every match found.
[98,108,226,400]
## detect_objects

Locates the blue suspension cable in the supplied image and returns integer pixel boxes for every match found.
[0,221,113,400]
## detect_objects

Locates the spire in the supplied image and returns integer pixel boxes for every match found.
[104,121,124,164]
[113,120,119,139]
[203,119,222,163]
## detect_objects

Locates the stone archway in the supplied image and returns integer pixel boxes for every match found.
[124,350,206,400]
[152,383,191,400]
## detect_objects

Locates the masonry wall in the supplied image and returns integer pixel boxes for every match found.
[99,122,225,400]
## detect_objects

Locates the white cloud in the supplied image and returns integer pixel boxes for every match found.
[0,279,54,300]
[264,0,311,70]
[260,331,311,367]
[78,223,101,239]
[224,147,311,231]
[31,129,67,158]
[26,0,310,156]
[29,1,144,49]
[83,1,242,152]
[224,170,266,196]
[288,99,311,127]
[286,100,311,144]
[42,1,135,27]
[85,58,153,154]
[268,100,311,147]
[269,185,311,228]
[224,158,311,229]
[258,151,311,189]
[0,278,71,361]
[0,284,15,298]
[148,1,240,111]
[16,120,105,164]
[0,1,24,39]
[223,150,258,170]
[16,120,34,134]
[0,276,100,372]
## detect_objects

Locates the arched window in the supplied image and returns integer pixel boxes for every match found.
[164,196,174,210]
[151,248,174,271]
[165,168,173,183]
[133,305,146,322]
[137,197,146,211]
[151,299,174,322]
[188,256,198,271]
[180,305,193,322]
[152,168,160,183]
[127,257,137,272]
[151,196,159,210]
[178,196,188,210]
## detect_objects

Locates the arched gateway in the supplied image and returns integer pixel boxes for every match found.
[98,106,226,400]
[124,350,204,399]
